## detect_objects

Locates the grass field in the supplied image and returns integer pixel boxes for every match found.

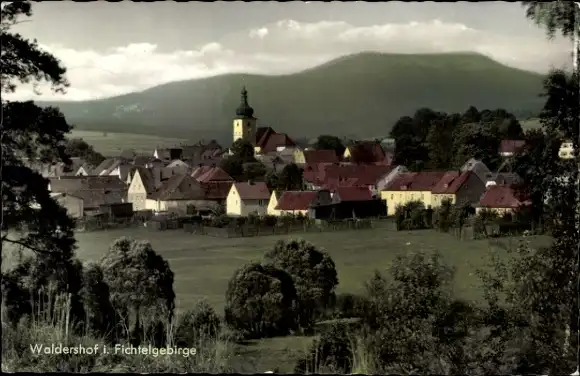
[29,226,547,313]
[2,226,551,372]
[69,130,188,157]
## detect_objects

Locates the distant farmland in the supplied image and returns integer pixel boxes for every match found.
[69,130,188,156]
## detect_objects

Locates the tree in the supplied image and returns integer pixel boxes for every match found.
[230,139,255,163]
[522,1,578,40]
[1,2,69,94]
[314,135,345,157]
[79,263,116,339]
[451,123,501,170]
[426,115,457,169]
[476,4,580,372]
[175,299,221,346]
[219,157,244,181]
[100,237,176,345]
[461,106,481,124]
[277,163,304,191]
[243,162,267,183]
[65,138,105,167]
[361,251,477,374]
[224,262,297,339]
[263,239,339,329]
[265,170,280,191]
[1,1,78,293]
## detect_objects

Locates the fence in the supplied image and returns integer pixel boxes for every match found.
[182,218,382,238]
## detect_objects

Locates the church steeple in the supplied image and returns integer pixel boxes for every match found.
[235,86,255,118]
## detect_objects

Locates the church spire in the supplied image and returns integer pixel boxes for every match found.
[236,86,254,118]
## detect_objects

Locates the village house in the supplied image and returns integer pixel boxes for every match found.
[476,185,531,215]
[51,192,84,219]
[375,165,408,192]
[267,191,283,216]
[270,190,332,218]
[314,186,386,220]
[49,174,129,218]
[381,171,447,216]
[310,163,395,195]
[343,141,391,165]
[192,165,233,183]
[293,149,339,165]
[499,139,526,158]
[431,171,486,208]
[559,140,575,159]
[49,175,127,194]
[147,174,218,214]
[226,182,270,216]
[23,157,86,178]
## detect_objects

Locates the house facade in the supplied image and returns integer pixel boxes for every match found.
[52,193,84,219]
[431,171,486,208]
[476,185,531,215]
[381,171,447,215]
[559,140,575,159]
[127,168,152,211]
[226,182,270,216]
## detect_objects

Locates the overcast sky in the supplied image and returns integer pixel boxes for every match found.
[6,1,572,101]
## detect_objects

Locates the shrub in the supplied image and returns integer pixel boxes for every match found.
[264,239,339,329]
[294,322,354,374]
[78,263,115,339]
[175,300,221,347]
[331,293,369,319]
[224,263,297,339]
[100,237,175,345]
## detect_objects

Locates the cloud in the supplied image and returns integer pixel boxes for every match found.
[6,19,572,101]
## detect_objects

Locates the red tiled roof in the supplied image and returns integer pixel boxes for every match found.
[333,186,373,201]
[431,171,472,194]
[256,127,276,146]
[233,182,270,200]
[196,166,233,183]
[191,166,212,180]
[385,171,447,191]
[202,181,233,200]
[319,163,394,187]
[275,191,318,211]
[347,141,386,164]
[149,174,205,201]
[479,185,531,208]
[499,140,526,154]
[303,150,339,164]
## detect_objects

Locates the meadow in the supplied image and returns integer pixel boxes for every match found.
[63,226,550,312]
[69,130,187,157]
[2,225,551,372]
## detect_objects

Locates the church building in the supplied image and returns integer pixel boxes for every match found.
[231,87,297,155]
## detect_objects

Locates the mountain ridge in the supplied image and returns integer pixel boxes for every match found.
[36,52,545,142]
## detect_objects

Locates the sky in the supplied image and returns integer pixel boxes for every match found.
[5,1,573,102]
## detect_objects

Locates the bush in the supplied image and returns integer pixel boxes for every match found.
[294,322,354,374]
[331,293,368,319]
[175,300,221,347]
[100,237,175,346]
[78,263,115,339]
[263,239,339,330]
[224,263,297,339]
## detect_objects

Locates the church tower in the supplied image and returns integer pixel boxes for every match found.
[233,86,257,144]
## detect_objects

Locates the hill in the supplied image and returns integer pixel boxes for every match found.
[38,52,546,143]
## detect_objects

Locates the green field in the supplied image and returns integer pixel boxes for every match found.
[47,226,547,312]
[2,226,551,372]
[69,130,187,157]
